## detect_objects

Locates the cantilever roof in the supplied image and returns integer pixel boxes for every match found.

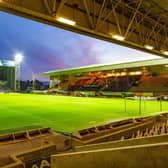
[1,0,168,57]
[42,58,168,77]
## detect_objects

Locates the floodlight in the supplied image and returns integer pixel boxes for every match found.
[57,17,76,26]
[115,72,121,76]
[15,53,23,65]
[112,35,125,41]
[163,51,168,55]
[121,72,127,76]
[144,45,154,50]
[135,71,142,75]
[129,72,136,75]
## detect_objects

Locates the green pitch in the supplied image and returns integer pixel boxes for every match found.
[0,93,168,133]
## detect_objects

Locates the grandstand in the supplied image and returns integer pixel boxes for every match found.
[1,113,168,168]
[42,58,168,96]
[0,60,15,91]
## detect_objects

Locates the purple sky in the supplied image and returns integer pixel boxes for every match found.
[0,11,161,81]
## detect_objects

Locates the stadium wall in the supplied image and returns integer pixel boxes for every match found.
[51,142,168,168]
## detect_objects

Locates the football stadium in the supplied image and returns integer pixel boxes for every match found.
[0,0,168,168]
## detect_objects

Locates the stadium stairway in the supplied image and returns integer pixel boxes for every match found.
[74,134,168,152]
[50,113,168,168]
[71,114,166,146]
[0,128,71,168]
[51,120,168,168]
[1,113,168,168]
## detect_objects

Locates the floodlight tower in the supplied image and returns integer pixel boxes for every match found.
[14,53,23,91]
[32,73,41,91]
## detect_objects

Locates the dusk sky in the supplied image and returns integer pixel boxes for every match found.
[0,11,161,81]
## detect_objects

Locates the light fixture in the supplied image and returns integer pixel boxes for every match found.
[129,72,136,76]
[144,45,154,50]
[112,35,125,41]
[129,71,142,76]
[135,71,142,75]
[14,53,23,65]
[163,51,168,55]
[121,72,127,76]
[106,73,112,77]
[57,17,76,26]
[115,72,121,76]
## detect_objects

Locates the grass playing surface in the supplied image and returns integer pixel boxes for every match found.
[0,93,168,133]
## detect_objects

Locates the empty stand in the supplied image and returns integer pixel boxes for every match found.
[130,75,168,93]
[51,113,168,168]
[72,116,156,145]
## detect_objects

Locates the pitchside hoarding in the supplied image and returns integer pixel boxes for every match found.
[25,156,50,168]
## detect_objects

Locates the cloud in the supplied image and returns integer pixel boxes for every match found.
[0,11,161,81]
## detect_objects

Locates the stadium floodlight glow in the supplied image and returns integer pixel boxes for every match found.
[112,35,125,41]
[144,45,154,50]
[57,17,76,26]
[106,73,113,77]
[129,72,136,76]
[129,71,142,76]
[135,71,142,75]
[14,53,23,65]
[163,51,168,55]
[115,72,121,77]
[14,53,23,91]
[106,73,116,77]
[121,72,127,76]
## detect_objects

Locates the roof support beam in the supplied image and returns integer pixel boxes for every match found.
[120,0,168,33]
[56,0,68,16]
[96,0,122,31]
[52,0,56,14]
[124,0,142,38]
[43,0,52,15]
[95,0,106,30]
[127,9,152,39]
[113,8,122,35]
[0,0,168,56]
[146,17,161,42]
[83,0,95,29]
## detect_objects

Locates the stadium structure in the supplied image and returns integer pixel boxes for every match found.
[0,59,16,91]
[0,0,168,168]
[1,114,168,168]
[0,58,167,168]
[42,58,168,97]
